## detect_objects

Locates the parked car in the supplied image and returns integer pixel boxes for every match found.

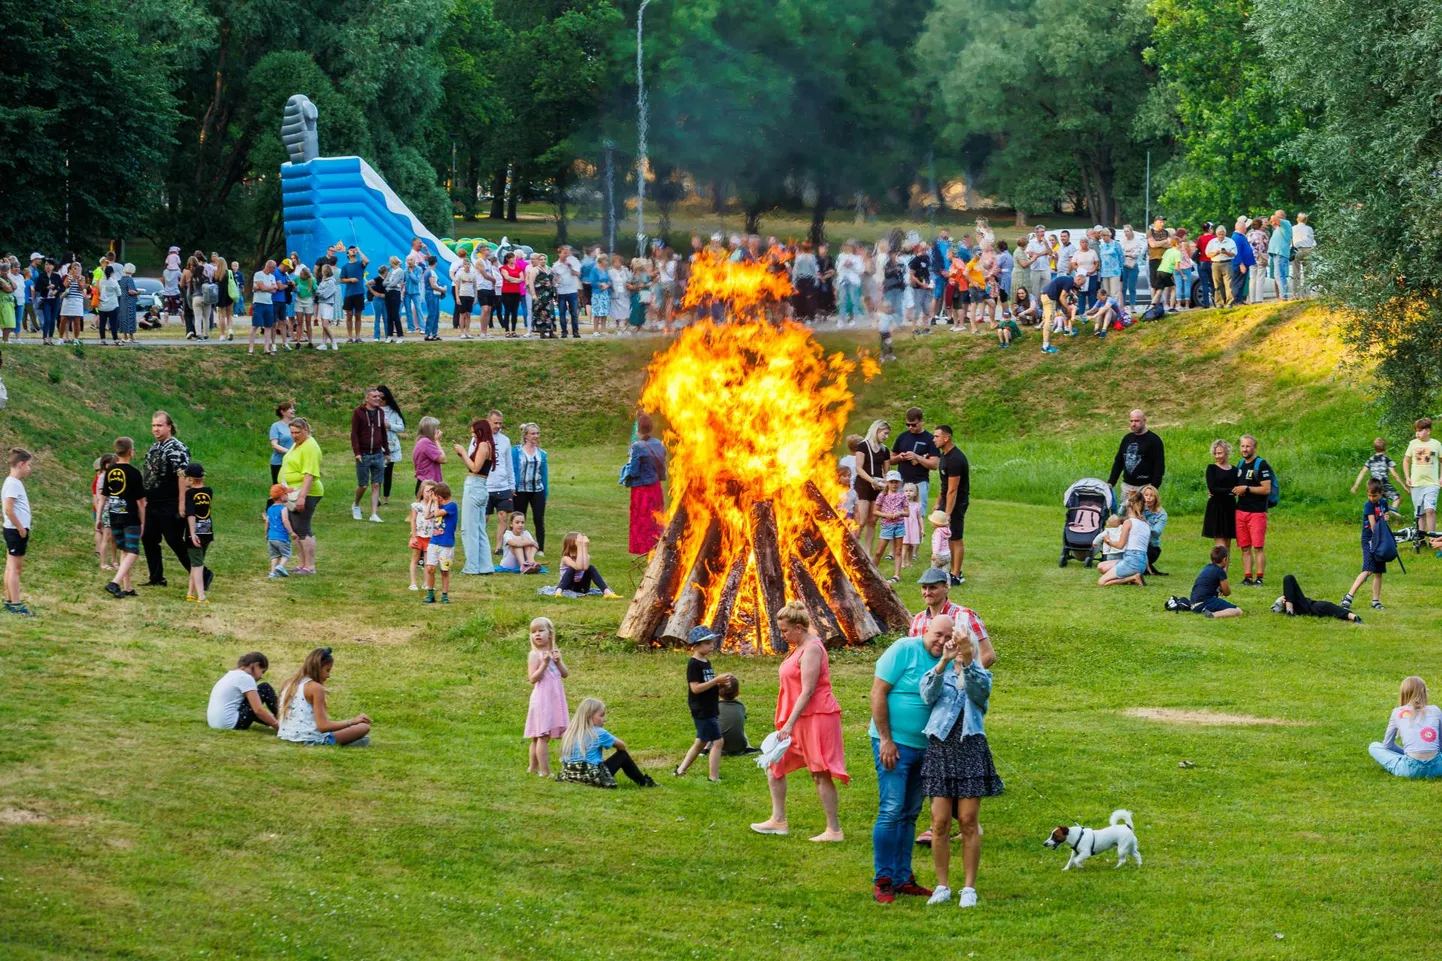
[133,277,163,310]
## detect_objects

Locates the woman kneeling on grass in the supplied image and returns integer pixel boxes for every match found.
[1369,676,1442,778]
[556,697,658,788]
[1097,492,1150,586]
[277,647,372,747]
[920,620,1001,908]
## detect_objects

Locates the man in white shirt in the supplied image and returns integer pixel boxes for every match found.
[836,241,866,326]
[1071,236,1100,311]
[1205,231,1238,307]
[206,652,280,730]
[249,261,278,355]
[487,409,516,556]
[553,245,583,338]
[1291,212,1316,295]
[1054,230,1078,279]
[1024,226,1052,293]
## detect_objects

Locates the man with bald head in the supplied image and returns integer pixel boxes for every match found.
[1107,409,1165,512]
[868,615,958,903]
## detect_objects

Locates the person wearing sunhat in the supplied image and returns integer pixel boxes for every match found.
[750,602,848,842]
[675,624,734,781]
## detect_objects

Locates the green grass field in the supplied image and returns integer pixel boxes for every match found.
[2,302,1440,960]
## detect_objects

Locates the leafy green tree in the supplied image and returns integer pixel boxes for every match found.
[1254,0,1442,420]
[1145,0,1307,223]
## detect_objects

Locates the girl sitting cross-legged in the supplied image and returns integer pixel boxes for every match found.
[1368,676,1442,779]
[555,697,658,788]
[556,531,622,598]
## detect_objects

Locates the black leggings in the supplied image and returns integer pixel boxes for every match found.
[1147,544,1162,573]
[514,489,547,551]
[559,564,608,594]
[383,461,395,500]
[385,290,404,338]
[605,748,649,785]
[1283,574,1352,620]
[500,292,522,331]
[99,308,119,339]
[236,682,279,729]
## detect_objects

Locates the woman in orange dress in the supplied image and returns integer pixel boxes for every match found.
[749,602,848,842]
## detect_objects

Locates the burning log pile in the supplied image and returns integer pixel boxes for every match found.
[617,256,910,654]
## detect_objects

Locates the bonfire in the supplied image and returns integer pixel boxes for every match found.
[617,254,911,654]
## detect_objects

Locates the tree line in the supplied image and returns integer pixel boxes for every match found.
[0,0,1435,415]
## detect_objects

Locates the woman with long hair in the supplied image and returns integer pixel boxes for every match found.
[625,413,667,554]
[58,261,88,345]
[854,420,891,552]
[454,417,496,574]
[498,252,525,337]
[211,253,234,340]
[376,385,406,506]
[276,647,372,746]
[1098,491,1150,586]
[512,422,549,552]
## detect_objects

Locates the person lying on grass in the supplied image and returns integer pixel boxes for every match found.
[1368,676,1442,779]
[276,647,372,747]
[556,697,657,788]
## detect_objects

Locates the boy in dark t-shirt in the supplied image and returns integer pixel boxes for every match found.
[183,463,214,604]
[1188,546,1241,617]
[675,625,733,782]
[104,436,147,599]
[1343,480,1395,613]
[1352,437,1405,510]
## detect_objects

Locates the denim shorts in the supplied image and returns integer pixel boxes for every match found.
[880,522,906,540]
[355,452,385,487]
[1193,596,1236,613]
[693,715,723,742]
[1112,549,1148,579]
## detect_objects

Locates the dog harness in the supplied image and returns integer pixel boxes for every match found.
[1069,828,1093,856]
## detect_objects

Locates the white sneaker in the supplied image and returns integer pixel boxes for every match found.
[927,886,952,906]
[352,506,363,521]
[958,887,977,908]
[369,513,383,523]
[409,583,419,591]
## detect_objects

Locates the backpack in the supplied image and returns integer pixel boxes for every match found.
[1142,303,1166,321]
[1264,462,1280,508]
[202,282,220,305]
[1372,516,1400,564]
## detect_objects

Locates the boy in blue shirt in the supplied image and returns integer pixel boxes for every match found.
[1188,546,1242,617]
[1343,480,1395,612]
[265,484,294,578]
[424,482,459,604]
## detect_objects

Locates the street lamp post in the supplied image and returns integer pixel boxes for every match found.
[636,0,652,256]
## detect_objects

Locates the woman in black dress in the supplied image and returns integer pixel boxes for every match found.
[853,420,891,552]
[1203,439,1239,550]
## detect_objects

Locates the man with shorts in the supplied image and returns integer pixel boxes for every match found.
[1038,273,1076,354]
[891,407,938,525]
[248,260,276,355]
[487,409,516,555]
[1106,409,1165,512]
[350,388,387,523]
[932,424,969,586]
[339,245,369,343]
[103,436,147,599]
[1233,434,1275,587]
[1403,417,1441,533]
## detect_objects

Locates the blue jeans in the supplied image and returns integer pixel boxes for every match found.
[837,280,861,320]
[460,476,495,574]
[1369,742,1442,778]
[403,291,422,331]
[871,736,927,885]
[1271,255,1290,299]
[1176,266,1194,305]
[372,302,382,340]
[1121,265,1139,309]
[40,299,59,338]
[1194,264,1214,307]
[424,295,440,338]
[557,292,580,336]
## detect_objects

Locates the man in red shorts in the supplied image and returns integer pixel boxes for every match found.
[1232,434,1275,587]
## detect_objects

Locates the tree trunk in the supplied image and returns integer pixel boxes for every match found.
[506,165,520,222]
[711,181,725,215]
[489,168,506,220]
[554,166,570,246]
[809,191,832,247]
[463,153,479,220]
[744,201,763,236]
[602,142,616,252]
[1014,209,1028,227]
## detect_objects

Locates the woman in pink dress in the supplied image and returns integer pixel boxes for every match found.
[524,616,570,776]
[750,602,848,842]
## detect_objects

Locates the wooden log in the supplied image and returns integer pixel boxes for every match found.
[803,481,911,631]
[724,565,762,655]
[708,552,751,636]
[660,518,722,645]
[748,501,790,654]
[796,515,880,643]
[617,503,690,641]
[788,556,845,647]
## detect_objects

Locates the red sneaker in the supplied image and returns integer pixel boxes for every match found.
[873,878,895,904]
[895,877,934,898]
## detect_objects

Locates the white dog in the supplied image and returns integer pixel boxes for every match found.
[1043,809,1141,870]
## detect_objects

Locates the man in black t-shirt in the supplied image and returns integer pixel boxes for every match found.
[184,463,214,603]
[1106,409,1166,512]
[1233,434,1275,587]
[142,410,198,588]
[891,406,939,520]
[675,626,733,782]
[933,424,970,586]
[104,435,147,599]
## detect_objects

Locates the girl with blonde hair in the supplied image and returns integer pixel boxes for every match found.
[556,697,657,787]
[524,616,569,776]
[1368,677,1442,778]
[276,647,372,746]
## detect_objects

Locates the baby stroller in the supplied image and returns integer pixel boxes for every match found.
[1060,477,1115,567]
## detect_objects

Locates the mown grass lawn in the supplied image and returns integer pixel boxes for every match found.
[2,304,1439,960]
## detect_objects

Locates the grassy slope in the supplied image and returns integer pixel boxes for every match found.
[2,303,1440,961]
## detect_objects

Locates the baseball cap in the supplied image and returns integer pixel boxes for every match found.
[686,625,720,646]
[184,463,206,478]
[29,251,44,261]
[918,567,950,586]
[885,469,903,483]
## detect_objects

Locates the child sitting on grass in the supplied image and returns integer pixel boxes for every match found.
[525,616,569,777]
[1368,676,1442,779]
[556,697,658,788]
[265,484,294,578]
[718,676,761,756]
[408,480,436,590]
[557,531,620,597]
[183,464,213,605]
[1187,545,1242,617]
[424,483,458,604]
[1343,479,1396,612]
[501,511,542,573]
[929,509,951,568]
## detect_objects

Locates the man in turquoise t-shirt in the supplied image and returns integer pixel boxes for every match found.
[868,616,950,902]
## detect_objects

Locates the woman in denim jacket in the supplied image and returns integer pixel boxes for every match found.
[918,627,1003,908]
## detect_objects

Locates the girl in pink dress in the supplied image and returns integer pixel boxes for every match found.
[902,483,923,568]
[525,616,570,776]
[750,602,848,842]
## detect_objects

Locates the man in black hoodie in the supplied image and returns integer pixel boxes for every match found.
[1107,409,1165,512]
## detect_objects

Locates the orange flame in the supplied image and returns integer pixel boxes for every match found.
[640,307,881,653]
[680,251,796,319]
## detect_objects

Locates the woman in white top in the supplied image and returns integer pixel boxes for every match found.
[1369,676,1442,778]
[276,647,372,746]
[1097,491,1150,586]
[453,261,477,338]
[314,264,339,350]
[97,265,122,345]
[608,258,632,326]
